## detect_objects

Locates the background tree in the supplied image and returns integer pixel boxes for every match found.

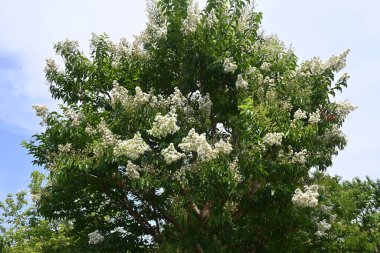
[0,172,78,252]
[314,174,380,253]
[23,0,361,252]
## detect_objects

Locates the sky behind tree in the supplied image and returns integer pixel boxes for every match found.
[0,0,379,199]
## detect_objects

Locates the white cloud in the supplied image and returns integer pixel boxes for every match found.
[0,0,147,132]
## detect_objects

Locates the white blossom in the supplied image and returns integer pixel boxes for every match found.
[315,220,331,237]
[148,111,180,138]
[204,9,217,27]
[179,129,232,161]
[44,59,57,73]
[178,129,216,161]
[169,87,188,108]
[126,161,141,179]
[291,149,308,164]
[262,132,284,146]
[214,139,233,155]
[260,62,271,71]
[85,126,97,136]
[323,124,346,140]
[223,57,238,73]
[143,0,169,42]
[181,1,200,35]
[178,128,201,153]
[161,143,185,164]
[173,165,190,187]
[56,39,79,53]
[99,119,117,147]
[224,201,238,213]
[88,230,104,245]
[58,143,72,154]
[263,76,275,87]
[64,109,82,126]
[292,185,319,208]
[195,134,216,161]
[32,104,49,124]
[228,159,242,183]
[335,100,357,121]
[309,109,320,124]
[134,86,151,105]
[114,132,150,160]
[110,81,130,107]
[236,74,248,89]
[327,49,350,72]
[293,108,307,121]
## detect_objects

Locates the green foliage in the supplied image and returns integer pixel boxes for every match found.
[0,172,78,252]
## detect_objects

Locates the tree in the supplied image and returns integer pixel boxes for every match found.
[314,174,380,253]
[0,172,77,252]
[23,0,358,252]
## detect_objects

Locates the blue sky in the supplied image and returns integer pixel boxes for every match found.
[0,0,379,198]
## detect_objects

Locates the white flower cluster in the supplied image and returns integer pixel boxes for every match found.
[315,220,331,237]
[303,50,350,75]
[293,109,307,121]
[58,143,72,154]
[173,165,190,187]
[168,87,187,108]
[134,86,152,105]
[292,185,319,208]
[126,161,140,179]
[223,57,238,73]
[114,132,150,160]
[85,126,97,136]
[262,132,284,146]
[308,109,321,124]
[144,0,169,42]
[214,139,233,154]
[323,124,346,140]
[291,149,308,164]
[335,100,357,121]
[161,143,185,164]
[56,39,79,53]
[204,9,217,27]
[32,104,49,124]
[99,119,117,147]
[44,59,57,73]
[224,201,238,213]
[236,74,248,89]
[110,81,130,107]
[327,49,350,72]
[148,111,180,138]
[179,128,232,161]
[181,1,200,35]
[88,230,104,245]
[64,109,82,126]
[260,62,271,72]
[228,159,242,183]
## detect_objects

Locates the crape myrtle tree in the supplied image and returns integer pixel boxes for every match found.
[24,0,357,252]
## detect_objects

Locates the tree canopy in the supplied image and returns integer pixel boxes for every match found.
[5,0,376,252]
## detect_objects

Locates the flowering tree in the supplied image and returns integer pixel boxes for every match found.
[24,0,358,252]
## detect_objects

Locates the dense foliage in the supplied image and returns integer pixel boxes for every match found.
[1,0,376,252]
